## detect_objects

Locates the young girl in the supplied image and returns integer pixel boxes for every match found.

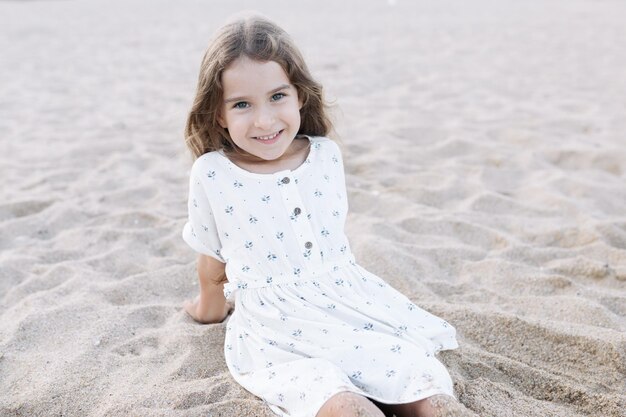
[181,14,467,417]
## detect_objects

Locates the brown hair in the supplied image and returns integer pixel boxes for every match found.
[184,14,334,162]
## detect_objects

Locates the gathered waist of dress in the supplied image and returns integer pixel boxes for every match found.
[223,255,357,299]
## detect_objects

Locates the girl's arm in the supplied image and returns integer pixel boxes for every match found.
[183,254,232,324]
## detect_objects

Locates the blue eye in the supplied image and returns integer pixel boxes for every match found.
[233,101,249,109]
[271,93,286,101]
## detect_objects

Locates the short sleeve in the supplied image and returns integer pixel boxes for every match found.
[182,173,226,263]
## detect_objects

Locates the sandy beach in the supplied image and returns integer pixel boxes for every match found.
[1,0,625,416]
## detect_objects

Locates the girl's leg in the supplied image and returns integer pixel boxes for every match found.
[375,397,433,417]
[316,391,386,417]
[373,395,477,417]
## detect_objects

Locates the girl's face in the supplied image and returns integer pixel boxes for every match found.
[218,56,303,163]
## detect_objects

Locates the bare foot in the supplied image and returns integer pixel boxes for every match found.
[427,395,478,417]
[183,295,233,324]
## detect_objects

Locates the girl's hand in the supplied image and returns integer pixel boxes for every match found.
[183,295,234,324]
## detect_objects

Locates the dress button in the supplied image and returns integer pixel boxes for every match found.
[305,242,313,249]
[293,207,302,215]
[281,177,290,184]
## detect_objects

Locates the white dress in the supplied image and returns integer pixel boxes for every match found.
[183,136,458,417]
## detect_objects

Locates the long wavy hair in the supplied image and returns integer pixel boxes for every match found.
[184,14,334,163]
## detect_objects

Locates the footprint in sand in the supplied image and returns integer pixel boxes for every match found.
[0,200,54,222]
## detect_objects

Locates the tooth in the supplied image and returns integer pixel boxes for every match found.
[258,131,278,140]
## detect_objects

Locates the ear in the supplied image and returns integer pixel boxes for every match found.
[217,112,227,129]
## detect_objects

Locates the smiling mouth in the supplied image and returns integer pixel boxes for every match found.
[254,130,283,141]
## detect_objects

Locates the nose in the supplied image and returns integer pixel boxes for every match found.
[254,105,276,130]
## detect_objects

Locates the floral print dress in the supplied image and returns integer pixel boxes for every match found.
[183,136,458,417]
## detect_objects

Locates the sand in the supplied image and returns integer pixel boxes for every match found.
[1,0,625,416]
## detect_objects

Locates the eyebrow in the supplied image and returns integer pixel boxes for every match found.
[223,84,291,104]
